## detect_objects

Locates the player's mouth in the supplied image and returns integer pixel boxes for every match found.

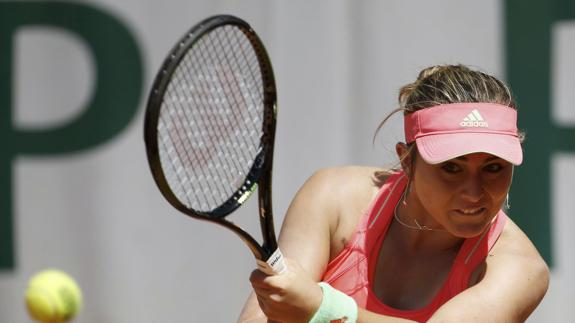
[455,207,485,216]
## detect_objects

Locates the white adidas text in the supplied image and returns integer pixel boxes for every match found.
[460,120,489,127]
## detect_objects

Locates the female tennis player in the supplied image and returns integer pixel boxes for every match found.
[238,64,549,323]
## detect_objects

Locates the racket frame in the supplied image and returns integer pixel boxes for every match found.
[144,15,280,266]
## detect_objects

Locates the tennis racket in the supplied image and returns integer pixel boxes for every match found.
[143,15,285,275]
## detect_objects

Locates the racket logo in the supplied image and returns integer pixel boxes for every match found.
[161,63,260,169]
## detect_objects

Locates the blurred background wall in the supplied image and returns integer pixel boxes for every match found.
[0,0,572,322]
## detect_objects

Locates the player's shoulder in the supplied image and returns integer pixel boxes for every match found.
[467,217,550,320]
[308,165,384,181]
[297,166,386,207]
[496,217,547,261]
[305,165,384,191]
[486,216,549,289]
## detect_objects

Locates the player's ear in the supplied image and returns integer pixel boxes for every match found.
[395,142,412,176]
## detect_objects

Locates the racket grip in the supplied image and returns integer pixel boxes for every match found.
[256,248,286,275]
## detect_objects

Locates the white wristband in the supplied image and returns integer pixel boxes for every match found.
[308,282,358,323]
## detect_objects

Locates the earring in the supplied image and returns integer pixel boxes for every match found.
[402,177,411,206]
[505,194,511,209]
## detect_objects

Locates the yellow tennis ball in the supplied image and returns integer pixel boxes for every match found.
[25,269,82,323]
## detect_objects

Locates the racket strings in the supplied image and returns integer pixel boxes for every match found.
[158,25,266,212]
[161,49,234,208]
[192,29,258,184]
[219,29,265,125]
[162,59,224,206]
[201,30,260,162]
[158,121,200,207]
[209,28,264,149]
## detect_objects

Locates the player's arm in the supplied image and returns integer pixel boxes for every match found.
[425,218,549,323]
[240,167,425,323]
[353,218,547,323]
[244,258,420,323]
[238,168,343,322]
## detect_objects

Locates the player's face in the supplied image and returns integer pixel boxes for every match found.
[411,152,513,238]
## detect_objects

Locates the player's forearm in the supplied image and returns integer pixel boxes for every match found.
[237,292,266,323]
[237,310,266,323]
[238,297,417,323]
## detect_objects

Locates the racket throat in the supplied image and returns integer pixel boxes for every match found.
[256,248,286,275]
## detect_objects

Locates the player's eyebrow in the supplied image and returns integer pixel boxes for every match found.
[455,155,501,162]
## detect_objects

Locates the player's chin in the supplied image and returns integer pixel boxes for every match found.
[447,209,497,238]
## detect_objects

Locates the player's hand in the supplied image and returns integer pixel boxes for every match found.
[249,258,323,323]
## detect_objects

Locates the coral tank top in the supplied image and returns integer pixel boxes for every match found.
[321,172,507,322]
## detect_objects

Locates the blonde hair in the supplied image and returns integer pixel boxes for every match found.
[374,64,520,181]
[398,64,515,113]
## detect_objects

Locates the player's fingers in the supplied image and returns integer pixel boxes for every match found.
[249,269,276,289]
[252,290,282,319]
[253,291,267,310]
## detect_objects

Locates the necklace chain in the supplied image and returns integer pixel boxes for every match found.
[393,187,446,232]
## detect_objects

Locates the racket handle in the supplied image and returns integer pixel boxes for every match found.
[256,248,286,275]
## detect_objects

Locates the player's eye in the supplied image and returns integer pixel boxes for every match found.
[483,163,504,173]
[441,162,462,173]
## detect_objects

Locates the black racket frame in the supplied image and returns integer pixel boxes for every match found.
[144,15,279,261]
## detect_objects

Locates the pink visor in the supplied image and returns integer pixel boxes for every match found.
[404,103,523,165]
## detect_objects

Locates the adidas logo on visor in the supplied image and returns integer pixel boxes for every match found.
[460,109,489,127]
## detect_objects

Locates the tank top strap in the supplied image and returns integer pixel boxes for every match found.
[459,211,507,266]
[448,211,508,293]
[366,172,408,233]
[322,171,407,286]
